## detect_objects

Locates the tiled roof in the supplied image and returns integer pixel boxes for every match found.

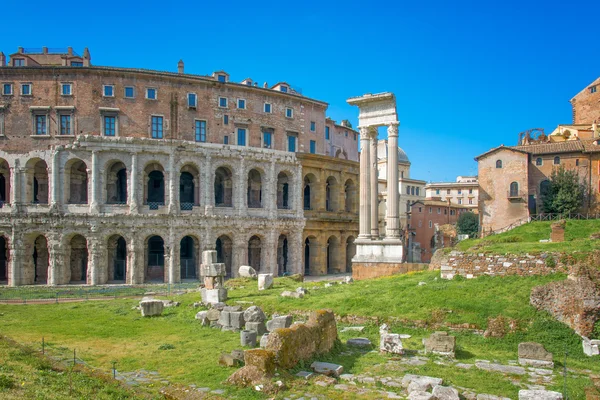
[512,138,600,155]
[474,145,528,161]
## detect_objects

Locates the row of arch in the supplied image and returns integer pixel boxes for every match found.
[304,235,356,275]
[303,173,357,212]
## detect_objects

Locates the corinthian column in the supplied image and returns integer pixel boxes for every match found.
[369,127,379,239]
[385,122,401,239]
[358,127,371,239]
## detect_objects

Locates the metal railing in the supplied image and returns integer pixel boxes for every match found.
[180,259,197,280]
[531,213,600,221]
[146,201,165,210]
[180,202,195,211]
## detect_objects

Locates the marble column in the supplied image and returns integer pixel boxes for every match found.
[50,149,60,209]
[129,153,139,213]
[88,236,102,285]
[48,234,62,285]
[358,127,371,239]
[369,127,379,239]
[90,150,99,213]
[385,122,401,239]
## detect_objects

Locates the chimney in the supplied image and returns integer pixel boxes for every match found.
[42,47,48,54]
[178,59,184,74]
[17,47,23,53]
[263,82,268,88]
[0,52,5,67]
[83,47,91,67]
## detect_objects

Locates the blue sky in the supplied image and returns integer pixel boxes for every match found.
[2,0,599,182]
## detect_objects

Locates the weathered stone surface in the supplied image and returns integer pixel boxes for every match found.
[238,265,257,278]
[296,287,307,295]
[202,250,217,265]
[518,389,563,399]
[379,324,403,354]
[295,371,313,379]
[401,374,443,388]
[287,273,304,282]
[201,288,228,304]
[518,342,554,368]
[259,333,269,348]
[223,305,243,312]
[281,290,303,298]
[244,349,275,374]
[311,361,343,377]
[243,306,266,322]
[219,352,242,367]
[245,321,267,336]
[408,391,435,400]
[231,349,244,364]
[258,273,274,290]
[477,395,511,400]
[347,338,372,348]
[206,308,221,321]
[583,337,600,356]
[240,330,257,347]
[218,310,231,327]
[230,311,245,330]
[195,311,209,325]
[344,276,353,283]
[162,300,180,307]
[475,362,526,375]
[139,300,164,317]
[432,385,460,400]
[201,263,226,277]
[341,326,365,333]
[266,315,293,332]
[407,380,431,393]
[423,331,455,357]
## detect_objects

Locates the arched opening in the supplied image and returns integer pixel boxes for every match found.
[344,179,357,212]
[214,166,233,207]
[32,235,49,284]
[180,164,199,210]
[327,235,340,274]
[496,160,503,168]
[248,235,262,272]
[277,234,289,276]
[65,159,88,204]
[304,236,318,276]
[107,235,127,282]
[180,236,199,280]
[216,235,233,278]
[509,182,519,197]
[68,235,88,283]
[0,236,8,282]
[146,236,165,282]
[106,161,127,204]
[326,176,339,212]
[247,169,262,208]
[553,156,560,165]
[346,236,356,273]
[303,174,317,210]
[26,159,49,204]
[0,159,11,207]
[277,172,290,209]
[144,163,165,208]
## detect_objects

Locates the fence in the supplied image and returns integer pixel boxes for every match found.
[531,213,600,221]
[0,282,199,304]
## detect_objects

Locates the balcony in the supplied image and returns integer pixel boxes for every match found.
[507,190,526,200]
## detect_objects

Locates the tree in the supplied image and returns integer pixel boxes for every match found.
[457,212,479,238]
[540,165,586,215]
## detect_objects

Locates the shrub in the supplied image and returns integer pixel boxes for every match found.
[457,212,479,238]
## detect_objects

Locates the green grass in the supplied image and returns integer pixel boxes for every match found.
[0,271,597,399]
[457,219,600,255]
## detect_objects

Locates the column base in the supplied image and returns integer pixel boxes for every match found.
[352,239,404,263]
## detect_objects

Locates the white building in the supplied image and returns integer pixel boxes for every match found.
[425,176,478,209]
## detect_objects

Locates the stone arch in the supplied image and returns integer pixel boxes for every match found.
[346,235,356,273]
[344,178,357,212]
[0,235,8,283]
[0,158,11,207]
[23,233,49,284]
[180,235,199,280]
[277,171,291,209]
[247,169,263,208]
[326,176,339,212]
[277,234,289,276]
[145,235,165,282]
[107,234,127,282]
[64,158,88,205]
[180,163,200,210]
[326,235,341,274]
[25,158,49,204]
[105,160,128,204]
[248,235,262,271]
[144,162,165,207]
[215,166,233,207]
[303,173,318,210]
[216,234,233,278]
[67,234,88,283]
[304,235,318,276]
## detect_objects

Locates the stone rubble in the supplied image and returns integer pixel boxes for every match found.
[518,389,563,399]
[238,265,258,278]
[583,337,600,356]
[518,342,554,368]
[423,331,456,357]
[311,361,344,377]
[379,324,404,354]
[200,250,228,304]
[139,299,164,317]
[258,273,274,290]
[266,315,293,332]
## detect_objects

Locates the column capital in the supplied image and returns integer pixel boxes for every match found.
[387,122,400,136]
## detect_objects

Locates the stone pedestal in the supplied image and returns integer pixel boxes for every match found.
[201,250,227,304]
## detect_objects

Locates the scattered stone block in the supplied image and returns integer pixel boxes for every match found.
[423,331,456,357]
[231,349,244,364]
[281,290,303,298]
[139,300,164,317]
[408,380,432,393]
[287,273,304,282]
[475,362,526,375]
[341,326,365,333]
[258,273,274,290]
[230,311,246,330]
[202,250,217,265]
[243,306,266,322]
[477,395,511,400]
[219,352,242,367]
[408,391,435,400]
[238,265,257,278]
[296,287,308,295]
[401,374,443,388]
[347,338,372,348]
[311,361,344,377]
[210,302,226,310]
[259,333,269,348]
[224,305,243,312]
[206,308,221,321]
[518,342,554,368]
[218,310,231,327]
[296,371,314,379]
[201,288,228,304]
[518,389,563,400]
[244,349,275,375]
[162,300,180,307]
[202,263,226,277]
[266,315,293,332]
[195,311,209,325]
[245,321,267,336]
[379,324,403,354]
[583,337,600,356]
[344,276,353,283]
[240,330,257,347]
[432,385,460,400]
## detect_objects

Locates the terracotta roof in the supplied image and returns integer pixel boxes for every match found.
[512,138,600,155]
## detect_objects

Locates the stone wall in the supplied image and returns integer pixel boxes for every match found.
[352,262,428,281]
[435,250,570,280]
[571,77,600,124]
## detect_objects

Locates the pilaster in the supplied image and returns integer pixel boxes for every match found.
[129,153,139,213]
[90,150,100,213]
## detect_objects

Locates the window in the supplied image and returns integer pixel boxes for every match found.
[310,121,316,131]
[576,159,580,167]
[223,115,229,125]
[2,83,13,96]
[264,103,271,113]
[509,181,519,197]
[35,115,47,135]
[353,132,357,140]
[188,93,197,108]
[406,201,410,212]
[195,120,206,142]
[458,198,463,204]
[287,134,296,152]
[103,85,114,97]
[14,59,25,66]
[151,116,163,138]
[263,131,272,149]
[59,114,72,135]
[280,86,288,93]
[237,128,246,146]
[458,189,462,195]
[70,61,83,67]
[435,189,440,195]
[406,186,410,195]
[146,88,157,100]
[61,83,72,96]
[310,140,316,154]
[447,189,451,194]
[124,86,135,98]
[401,171,404,178]
[345,131,348,137]
[437,207,441,214]
[218,97,227,108]
[418,207,422,213]
[285,107,293,118]
[217,74,226,82]
[325,126,330,140]
[411,187,415,195]
[450,209,455,216]
[553,156,560,165]
[416,187,420,196]
[21,83,31,96]
[469,189,473,194]
[469,198,473,205]
[444,209,447,215]
[429,221,433,228]
[237,99,246,109]
[429,207,432,214]
[535,157,543,166]
[496,159,502,168]
[223,136,229,144]
[103,115,116,136]
[591,86,597,94]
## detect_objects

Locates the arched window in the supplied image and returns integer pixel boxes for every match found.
[496,160,503,168]
[553,156,560,165]
[535,157,542,166]
[509,181,519,197]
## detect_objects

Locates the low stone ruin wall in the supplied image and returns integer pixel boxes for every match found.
[433,250,570,279]
[352,262,428,281]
